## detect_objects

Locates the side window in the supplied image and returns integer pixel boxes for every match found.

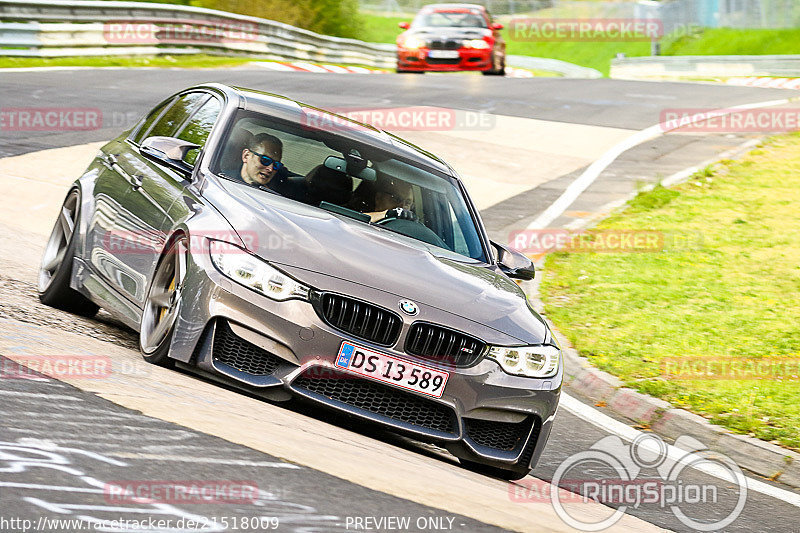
[146,92,209,140]
[175,97,222,166]
[131,98,173,145]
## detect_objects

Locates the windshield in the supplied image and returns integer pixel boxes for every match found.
[413,9,488,28]
[212,110,488,262]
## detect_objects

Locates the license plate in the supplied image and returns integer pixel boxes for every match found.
[335,341,449,398]
[428,50,459,59]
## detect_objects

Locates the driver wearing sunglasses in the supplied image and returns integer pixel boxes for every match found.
[239,133,285,188]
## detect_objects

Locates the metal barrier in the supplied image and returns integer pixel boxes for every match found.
[0,0,396,67]
[611,55,800,80]
[508,54,601,78]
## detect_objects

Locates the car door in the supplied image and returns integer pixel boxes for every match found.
[87,96,176,312]
[93,92,209,308]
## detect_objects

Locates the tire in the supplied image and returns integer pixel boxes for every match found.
[460,459,531,481]
[482,52,506,76]
[38,190,100,317]
[138,237,188,367]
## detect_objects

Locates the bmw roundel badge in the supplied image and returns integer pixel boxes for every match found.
[399,299,419,316]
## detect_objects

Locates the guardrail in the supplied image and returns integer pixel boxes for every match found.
[611,55,800,80]
[507,54,601,78]
[0,0,397,67]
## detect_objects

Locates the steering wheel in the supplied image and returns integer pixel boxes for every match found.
[375,217,448,249]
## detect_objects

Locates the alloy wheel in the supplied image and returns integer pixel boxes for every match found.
[140,239,188,354]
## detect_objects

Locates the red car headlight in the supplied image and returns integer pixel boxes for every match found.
[463,39,490,50]
[400,36,426,50]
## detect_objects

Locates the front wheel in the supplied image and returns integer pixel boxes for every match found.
[38,189,99,317]
[482,52,506,76]
[139,237,188,367]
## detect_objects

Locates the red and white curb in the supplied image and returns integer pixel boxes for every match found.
[253,60,536,78]
[727,76,800,90]
[253,61,387,74]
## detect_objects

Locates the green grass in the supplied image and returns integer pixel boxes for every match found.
[0,54,386,71]
[663,27,800,56]
[359,12,411,45]
[505,40,648,76]
[0,55,257,69]
[540,133,800,450]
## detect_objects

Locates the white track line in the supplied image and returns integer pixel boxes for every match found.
[526,97,795,230]
[561,393,800,508]
[0,390,83,400]
[107,452,300,468]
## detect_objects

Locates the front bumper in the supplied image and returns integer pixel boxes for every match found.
[168,239,561,472]
[397,48,492,72]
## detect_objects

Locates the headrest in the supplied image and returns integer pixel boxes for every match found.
[305,165,353,206]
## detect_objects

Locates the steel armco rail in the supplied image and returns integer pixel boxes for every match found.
[611,54,800,80]
[0,0,396,67]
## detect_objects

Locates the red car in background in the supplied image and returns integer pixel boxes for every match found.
[396,3,506,75]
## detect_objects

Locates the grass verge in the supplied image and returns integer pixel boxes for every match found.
[540,133,800,450]
[0,54,386,71]
[0,55,256,69]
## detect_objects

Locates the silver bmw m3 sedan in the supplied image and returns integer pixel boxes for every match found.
[38,83,561,480]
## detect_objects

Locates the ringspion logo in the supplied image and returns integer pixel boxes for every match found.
[515,434,747,531]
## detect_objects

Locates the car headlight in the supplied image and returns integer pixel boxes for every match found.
[402,36,426,49]
[463,39,490,49]
[209,240,309,301]
[487,345,560,378]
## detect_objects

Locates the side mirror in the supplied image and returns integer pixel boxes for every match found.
[491,22,504,30]
[491,240,535,280]
[140,136,199,176]
[399,22,410,29]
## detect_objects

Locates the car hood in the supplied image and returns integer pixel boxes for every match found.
[210,180,547,344]
[405,27,490,40]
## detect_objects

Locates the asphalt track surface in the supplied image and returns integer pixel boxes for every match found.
[1,69,799,533]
